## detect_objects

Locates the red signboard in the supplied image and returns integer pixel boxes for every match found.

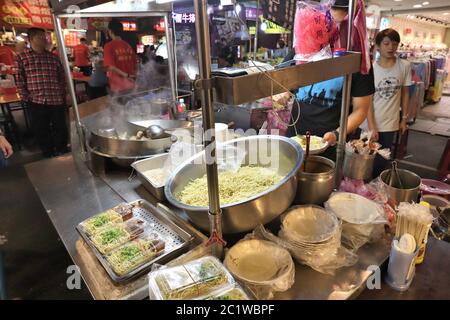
[122,21,137,32]
[0,0,53,29]
[64,31,79,47]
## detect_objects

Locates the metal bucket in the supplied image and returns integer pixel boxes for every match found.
[380,169,421,206]
[343,149,375,181]
[295,156,335,205]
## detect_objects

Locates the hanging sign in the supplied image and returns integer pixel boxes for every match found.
[249,16,290,34]
[0,0,53,29]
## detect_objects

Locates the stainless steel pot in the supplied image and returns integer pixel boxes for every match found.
[380,169,421,206]
[294,156,335,205]
[89,122,175,158]
[129,119,194,133]
[343,149,375,181]
[164,135,304,234]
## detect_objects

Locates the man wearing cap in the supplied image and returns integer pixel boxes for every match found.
[287,0,374,160]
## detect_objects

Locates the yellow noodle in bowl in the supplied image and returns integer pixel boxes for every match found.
[176,166,283,207]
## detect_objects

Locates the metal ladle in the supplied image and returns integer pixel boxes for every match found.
[145,125,170,139]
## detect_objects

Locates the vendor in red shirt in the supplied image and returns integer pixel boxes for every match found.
[0,44,16,66]
[72,38,91,75]
[104,20,137,94]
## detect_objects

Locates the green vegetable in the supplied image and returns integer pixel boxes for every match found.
[118,246,141,262]
[101,228,125,245]
[93,214,109,227]
[198,261,217,281]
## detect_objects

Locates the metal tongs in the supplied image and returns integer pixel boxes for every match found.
[386,161,404,189]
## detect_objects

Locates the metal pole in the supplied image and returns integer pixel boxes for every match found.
[164,13,178,109]
[52,12,87,158]
[253,0,260,60]
[194,0,224,258]
[335,0,356,188]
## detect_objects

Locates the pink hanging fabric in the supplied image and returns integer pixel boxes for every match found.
[334,0,371,74]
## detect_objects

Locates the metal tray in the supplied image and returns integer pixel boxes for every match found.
[131,154,169,201]
[76,199,194,283]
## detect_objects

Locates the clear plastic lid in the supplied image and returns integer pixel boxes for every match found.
[91,217,147,255]
[148,256,235,300]
[106,232,165,276]
[205,285,250,300]
[281,205,339,243]
[80,203,134,236]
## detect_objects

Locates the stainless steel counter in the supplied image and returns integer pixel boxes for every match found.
[25,150,391,300]
[25,154,207,300]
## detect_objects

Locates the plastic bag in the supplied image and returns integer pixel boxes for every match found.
[294,45,333,63]
[325,192,388,251]
[224,234,295,300]
[245,224,358,277]
[293,1,337,62]
[262,98,293,136]
[339,177,396,226]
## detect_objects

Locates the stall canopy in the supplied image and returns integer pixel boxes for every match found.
[0,0,53,29]
[53,0,172,16]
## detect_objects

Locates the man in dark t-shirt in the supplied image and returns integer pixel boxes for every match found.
[287,68,375,138]
[287,0,375,159]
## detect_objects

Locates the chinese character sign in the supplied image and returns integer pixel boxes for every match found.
[172,12,196,24]
[0,0,54,29]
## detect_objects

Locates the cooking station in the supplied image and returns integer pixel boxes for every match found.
[23,120,392,300]
[27,0,410,300]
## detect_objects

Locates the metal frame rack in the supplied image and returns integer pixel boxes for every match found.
[52,0,360,257]
[192,0,360,256]
[51,0,178,157]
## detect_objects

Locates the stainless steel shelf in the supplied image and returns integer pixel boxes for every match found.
[213,52,361,105]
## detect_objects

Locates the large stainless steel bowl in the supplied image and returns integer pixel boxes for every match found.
[164,135,304,234]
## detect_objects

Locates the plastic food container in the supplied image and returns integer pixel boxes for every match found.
[80,203,134,236]
[91,217,147,254]
[148,256,235,300]
[325,192,383,225]
[205,285,250,300]
[106,232,165,276]
[224,239,295,299]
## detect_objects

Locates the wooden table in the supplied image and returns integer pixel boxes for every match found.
[71,72,91,83]
[71,73,91,103]
[0,91,24,149]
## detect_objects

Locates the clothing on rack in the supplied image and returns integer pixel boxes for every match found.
[334,0,371,74]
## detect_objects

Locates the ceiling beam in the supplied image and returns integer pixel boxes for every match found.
[381,5,450,15]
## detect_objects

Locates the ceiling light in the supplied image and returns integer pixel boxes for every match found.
[218,4,223,10]
[413,4,422,8]
[422,1,429,5]
[260,21,267,32]
[235,3,241,14]
[444,13,450,15]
